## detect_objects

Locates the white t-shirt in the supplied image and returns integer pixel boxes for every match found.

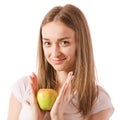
[11,76,114,120]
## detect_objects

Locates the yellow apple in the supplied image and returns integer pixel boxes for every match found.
[37,89,58,110]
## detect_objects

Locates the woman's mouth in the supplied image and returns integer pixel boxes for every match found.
[51,58,66,64]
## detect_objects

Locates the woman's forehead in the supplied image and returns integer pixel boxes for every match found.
[42,21,75,39]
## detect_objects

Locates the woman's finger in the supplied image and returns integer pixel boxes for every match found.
[59,71,74,96]
[26,83,37,106]
[54,71,74,105]
[51,72,74,118]
[66,71,74,84]
[27,72,38,105]
[29,72,38,93]
[29,82,37,105]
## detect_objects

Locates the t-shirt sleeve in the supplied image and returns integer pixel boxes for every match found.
[90,87,114,116]
[11,76,30,103]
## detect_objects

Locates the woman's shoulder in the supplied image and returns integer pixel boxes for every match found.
[12,76,29,92]
[11,76,30,103]
[90,86,114,115]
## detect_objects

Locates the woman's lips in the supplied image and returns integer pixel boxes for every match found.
[51,58,65,64]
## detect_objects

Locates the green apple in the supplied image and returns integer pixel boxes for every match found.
[37,89,58,110]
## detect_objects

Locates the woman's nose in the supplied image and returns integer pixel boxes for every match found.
[51,44,61,57]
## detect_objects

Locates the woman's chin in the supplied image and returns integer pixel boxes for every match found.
[53,66,66,71]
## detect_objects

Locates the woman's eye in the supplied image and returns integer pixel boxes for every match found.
[43,42,51,47]
[61,41,69,46]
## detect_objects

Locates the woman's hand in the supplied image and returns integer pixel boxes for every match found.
[27,72,45,120]
[50,72,74,120]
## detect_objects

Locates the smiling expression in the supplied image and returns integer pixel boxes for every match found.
[42,21,76,72]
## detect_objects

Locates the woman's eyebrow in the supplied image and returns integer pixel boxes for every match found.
[42,37,50,41]
[58,37,70,40]
[42,36,70,41]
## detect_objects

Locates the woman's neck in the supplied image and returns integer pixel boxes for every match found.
[55,71,68,92]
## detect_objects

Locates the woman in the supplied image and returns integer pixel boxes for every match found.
[7,4,114,120]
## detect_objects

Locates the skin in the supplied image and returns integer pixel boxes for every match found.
[42,21,76,73]
[7,93,22,120]
[42,21,76,89]
[7,21,111,120]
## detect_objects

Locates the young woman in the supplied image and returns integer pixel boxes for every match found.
[7,4,114,120]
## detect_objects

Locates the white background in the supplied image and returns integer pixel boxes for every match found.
[0,0,119,119]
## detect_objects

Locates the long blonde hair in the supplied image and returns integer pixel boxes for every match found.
[37,4,98,117]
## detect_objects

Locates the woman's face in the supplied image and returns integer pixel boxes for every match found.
[42,21,76,72]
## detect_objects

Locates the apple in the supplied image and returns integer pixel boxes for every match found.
[37,89,58,110]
